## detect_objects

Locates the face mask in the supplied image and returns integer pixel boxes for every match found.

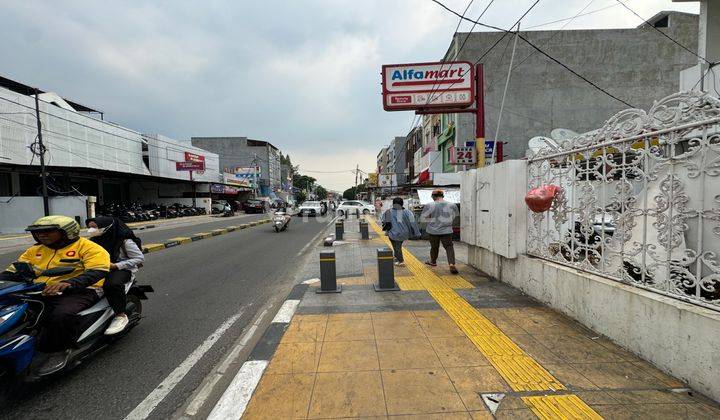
[87,227,102,237]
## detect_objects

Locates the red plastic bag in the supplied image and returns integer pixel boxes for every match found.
[525,185,561,213]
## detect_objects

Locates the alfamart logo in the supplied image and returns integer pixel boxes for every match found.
[390,67,468,82]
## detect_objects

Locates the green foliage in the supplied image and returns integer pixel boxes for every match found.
[315,185,327,200]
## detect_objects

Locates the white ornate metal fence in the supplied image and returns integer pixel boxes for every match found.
[527,92,720,311]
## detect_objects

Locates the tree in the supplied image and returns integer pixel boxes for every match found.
[315,185,327,200]
[293,174,316,190]
[296,190,307,203]
[343,187,357,200]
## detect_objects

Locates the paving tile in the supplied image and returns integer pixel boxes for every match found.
[339,276,370,286]
[532,334,626,363]
[373,317,426,340]
[282,319,327,343]
[630,360,686,388]
[428,336,491,368]
[415,312,466,337]
[391,413,472,419]
[574,391,620,405]
[381,368,466,415]
[324,319,375,341]
[590,404,638,420]
[372,310,417,321]
[308,371,387,418]
[469,410,494,419]
[243,373,315,419]
[506,334,565,365]
[602,389,685,405]
[377,338,442,370]
[476,309,527,335]
[445,366,511,411]
[570,362,666,389]
[317,340,379,372]
[685,402,720,418]
[622,403,694,419]
[327,312,373,321]
[293,314,329,322]
[542,363,599,390]
[266,341,322,374]
[496,396,528,411]
[494,408,538,419]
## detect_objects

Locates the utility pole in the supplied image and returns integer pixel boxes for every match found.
[34,89,49,216]
[252,153,259,197]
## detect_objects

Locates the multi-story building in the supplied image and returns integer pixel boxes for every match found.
[405,127,422,182]
[440,11,698,161]
[388,136,406,186]
[376,147,388,174]
[190,137,282,197]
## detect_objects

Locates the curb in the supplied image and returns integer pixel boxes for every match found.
[207,283,308,420]
[141,219,272,254]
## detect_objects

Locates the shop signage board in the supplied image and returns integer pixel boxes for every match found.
[176,161,205,171]
[184,152,205,163]
[381,61,474,111]
[451,146,477,165]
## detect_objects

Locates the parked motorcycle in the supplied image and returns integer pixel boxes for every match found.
[0,261,153,382]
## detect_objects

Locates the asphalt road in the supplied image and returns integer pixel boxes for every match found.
[1,214,331,419]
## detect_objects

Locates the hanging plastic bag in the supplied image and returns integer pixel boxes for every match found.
[525,185,561,213]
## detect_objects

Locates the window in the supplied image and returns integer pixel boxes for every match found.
[653,15,668,28]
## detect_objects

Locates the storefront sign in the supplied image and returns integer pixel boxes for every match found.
[210,184,225,194]
[381,61,474,111]
[450,146,477,165]
[176,161,205,171]
[223,172,251,187]
[185,152,205,163]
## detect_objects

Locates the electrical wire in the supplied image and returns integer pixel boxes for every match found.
[523,2,619,29]
[430,0,636,108]
[615,0,712,65]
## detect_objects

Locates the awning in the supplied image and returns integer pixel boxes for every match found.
[416,168,431,184]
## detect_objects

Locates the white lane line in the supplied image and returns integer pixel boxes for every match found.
[123,309,246,420]
[295,216,338,257]
[271,299,299,323]
[184,308,269,416]
[207,360,268,420]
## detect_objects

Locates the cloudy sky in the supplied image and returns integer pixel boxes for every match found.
[1,0,697,190]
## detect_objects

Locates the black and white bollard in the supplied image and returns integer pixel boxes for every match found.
[335,220,344,240]
[317,250,341,293]
[359,220,369,239]
[374,247,399,292]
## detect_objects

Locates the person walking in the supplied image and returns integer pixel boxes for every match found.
[382,197,420,266]
[421,189,459,274]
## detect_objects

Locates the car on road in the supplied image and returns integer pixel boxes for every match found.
[337,200,375,216]
[298,201,323,217]
[242,199,267,214]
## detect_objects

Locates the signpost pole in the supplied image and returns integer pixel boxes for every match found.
[190,170,196,207]
[475,63,485,167]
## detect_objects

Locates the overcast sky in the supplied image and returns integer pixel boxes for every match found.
[1,0,698,190]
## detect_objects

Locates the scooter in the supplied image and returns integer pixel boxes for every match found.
[273,211,290,232]
[0,262,153,381]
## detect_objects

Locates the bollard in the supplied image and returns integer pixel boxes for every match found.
[374,247,399,292]
[359,220,369,239]
[317,250,341,293]
[344,210,348,220]
[335,220,344,240]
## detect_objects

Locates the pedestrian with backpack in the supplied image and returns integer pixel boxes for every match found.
[382,197,420,266]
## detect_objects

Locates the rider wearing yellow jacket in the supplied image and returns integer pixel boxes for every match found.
[0,215,110,375]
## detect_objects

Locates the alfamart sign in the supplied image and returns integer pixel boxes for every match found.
[381,61,474,111]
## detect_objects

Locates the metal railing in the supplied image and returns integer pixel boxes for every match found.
[526,91,720,311]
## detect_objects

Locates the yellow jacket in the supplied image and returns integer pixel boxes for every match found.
[7,237,110,287]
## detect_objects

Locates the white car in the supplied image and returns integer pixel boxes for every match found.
[337,200,375,216]
[297,201,324,217]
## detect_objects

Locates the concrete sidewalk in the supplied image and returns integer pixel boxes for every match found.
[228,217,720,419]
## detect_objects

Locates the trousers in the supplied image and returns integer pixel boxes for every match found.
[39,289,99,352]
[390,239,404,263]
[429,233,455,265]
[103,269,132,314]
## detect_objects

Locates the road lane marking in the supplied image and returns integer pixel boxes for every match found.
[123,308,247,420]
[271,299,299,323]
[206,360,268,420]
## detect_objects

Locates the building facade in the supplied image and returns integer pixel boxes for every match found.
[190,137,282,197]
[442,11,699,160]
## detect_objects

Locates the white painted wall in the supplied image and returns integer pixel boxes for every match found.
[0,196,92,233]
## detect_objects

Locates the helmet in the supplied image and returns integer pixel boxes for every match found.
[26,215,80,240]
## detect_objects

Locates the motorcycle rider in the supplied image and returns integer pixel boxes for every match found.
[86,216,144,335]
[0,215,110,375]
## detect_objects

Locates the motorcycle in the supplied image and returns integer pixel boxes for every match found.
[273,211,290,232]
[0,262,153,381]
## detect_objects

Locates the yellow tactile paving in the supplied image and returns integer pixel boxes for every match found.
[523,395,603,419]
[440,274,475,289]
[395,275,424,290]
[367,219,600,414]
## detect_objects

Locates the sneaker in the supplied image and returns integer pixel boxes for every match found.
[37,350,70,376]
[449,265,459,274]
[425,261,437,267]
[394,261,405,267]
[105,314,129,335]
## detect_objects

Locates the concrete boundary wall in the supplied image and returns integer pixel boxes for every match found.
[467,245,720,402]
